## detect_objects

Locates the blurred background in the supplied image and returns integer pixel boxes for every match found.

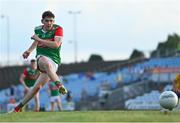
[0,0,180,112]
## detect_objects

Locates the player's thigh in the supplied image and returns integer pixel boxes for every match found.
[38,56,57,71]
[56,100,61,107]
[51,102,55,107]
[56,97,61,103]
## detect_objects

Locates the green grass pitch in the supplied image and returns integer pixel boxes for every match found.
[0,110,180,122]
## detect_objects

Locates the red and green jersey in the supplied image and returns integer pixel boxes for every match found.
[49,82,60,96]
[23,67,39,87]
[34,24,63,65]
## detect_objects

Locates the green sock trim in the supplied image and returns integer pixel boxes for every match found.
[54,81,61,85]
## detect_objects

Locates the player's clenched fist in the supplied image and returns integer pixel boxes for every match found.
[22,51,30,59]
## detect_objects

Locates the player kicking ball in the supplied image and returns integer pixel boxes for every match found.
[13,10,68,112]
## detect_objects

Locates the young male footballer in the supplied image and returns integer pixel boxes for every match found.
[13,11,68,112]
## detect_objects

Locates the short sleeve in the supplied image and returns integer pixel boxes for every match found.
[23,69,28,76]
[55,27,63,37]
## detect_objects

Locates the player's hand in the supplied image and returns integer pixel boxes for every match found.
[31,34,41,41]
[173,88,180,93]
[22,51,30,59]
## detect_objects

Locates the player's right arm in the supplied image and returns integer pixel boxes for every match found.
[23,41,38,59]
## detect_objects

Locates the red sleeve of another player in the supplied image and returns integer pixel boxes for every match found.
[55,27,63,37]
[23,69,28,76]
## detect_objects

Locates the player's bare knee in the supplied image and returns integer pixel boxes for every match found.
[44,62,53,70]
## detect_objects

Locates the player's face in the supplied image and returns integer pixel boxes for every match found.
[42,17,54,31]
[31,62,37,69]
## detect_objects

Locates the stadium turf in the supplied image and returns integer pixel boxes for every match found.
[0,110,180,122]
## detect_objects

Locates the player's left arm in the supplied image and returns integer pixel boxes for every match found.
[31,27,63,48]
[31,35,62,48]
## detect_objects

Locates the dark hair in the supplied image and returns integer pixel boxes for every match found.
[42,11,55,19]
[31,59,36,62]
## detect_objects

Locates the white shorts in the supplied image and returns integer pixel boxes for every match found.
[50,95,61,103]
[37,55,58,72]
